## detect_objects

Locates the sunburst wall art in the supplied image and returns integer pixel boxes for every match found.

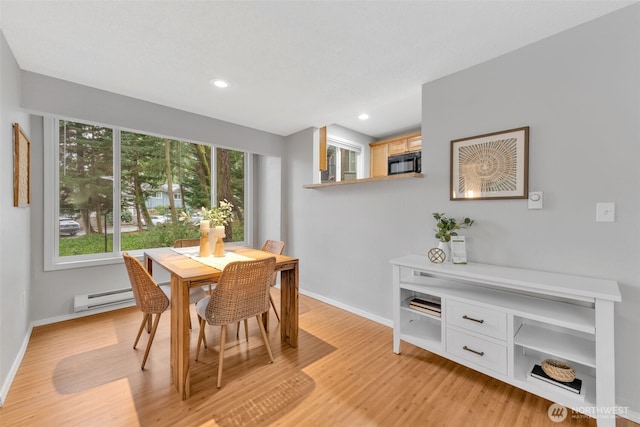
[450,127,529,200]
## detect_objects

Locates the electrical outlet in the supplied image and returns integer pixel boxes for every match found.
[596,202,615,222]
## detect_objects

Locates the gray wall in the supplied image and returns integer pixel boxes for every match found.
[0,31,31,404]
[285,5,639,413]
[21,75,286,322]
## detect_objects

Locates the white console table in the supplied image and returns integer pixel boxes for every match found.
[391,255,621,427]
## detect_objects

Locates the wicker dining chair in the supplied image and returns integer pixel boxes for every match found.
[195,257,276,388]
[122,252,170,370]
[169,239,209,329]
[173,238,201,248]
[236,239,285,340]
[261,240,285,322]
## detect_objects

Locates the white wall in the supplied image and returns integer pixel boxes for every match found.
[0,31,31,405]
[285,5,639,415]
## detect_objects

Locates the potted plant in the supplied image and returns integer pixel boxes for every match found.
[433,212,473,242]
[180,199,234,256]
[433,213,473,261]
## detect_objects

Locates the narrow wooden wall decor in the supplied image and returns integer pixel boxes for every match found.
[319,126,327,171]
[13,123,31,207]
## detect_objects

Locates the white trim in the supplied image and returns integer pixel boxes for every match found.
[327,135,363,154]
[299,288,392,328]
[0,324,33,407]
[43,117,56,271]
[245,152,254,247]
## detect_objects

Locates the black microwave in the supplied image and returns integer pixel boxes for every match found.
[388,151,421,175]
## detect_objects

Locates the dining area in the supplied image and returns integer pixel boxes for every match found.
[123,240,299,400]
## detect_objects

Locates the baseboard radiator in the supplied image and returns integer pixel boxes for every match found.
[74,288,135,312]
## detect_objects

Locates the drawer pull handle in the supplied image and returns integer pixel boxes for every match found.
[463,345,485,357]
[462,315,484,324]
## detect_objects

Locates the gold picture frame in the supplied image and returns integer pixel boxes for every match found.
[13,123,31,207]
[450,126,529,200]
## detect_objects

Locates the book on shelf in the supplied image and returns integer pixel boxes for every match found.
[528,364,583,395]
[408,303,441,317]
[409,298,441,312]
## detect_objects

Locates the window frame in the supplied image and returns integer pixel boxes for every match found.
[44,116,253,271]
[318,135,364,183]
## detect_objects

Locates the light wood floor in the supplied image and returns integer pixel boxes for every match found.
[0,291,636,427]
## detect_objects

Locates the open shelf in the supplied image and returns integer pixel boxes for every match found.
[514,323,595,367]
[513,352,596,409]
[303,172,423,189]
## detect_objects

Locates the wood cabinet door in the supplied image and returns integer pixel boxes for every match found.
[370,143,388,177]
[388,138,408,156]
[407,135,422,152]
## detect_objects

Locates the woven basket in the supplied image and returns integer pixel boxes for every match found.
[542,359,576,382]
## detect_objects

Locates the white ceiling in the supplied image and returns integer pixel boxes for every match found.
[0,1,634,139]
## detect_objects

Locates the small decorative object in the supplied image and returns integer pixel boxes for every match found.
[450,235,467,264]
[13,123,31,207]
[199,220,210,257]
[213,225,225,257]
[427,247,446,264]
[450,126,529,200]
[541,359,576,383]
[433,213,473,263]
[180,199,234,257]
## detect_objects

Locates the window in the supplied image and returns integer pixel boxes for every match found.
[320,136,363,183]
[46,118,249,269]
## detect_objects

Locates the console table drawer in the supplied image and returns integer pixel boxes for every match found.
[446,300,507,341]
[446,328,507,375]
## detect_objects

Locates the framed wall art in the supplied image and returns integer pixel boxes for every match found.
[450,126,529,200]
[13,123,31,207]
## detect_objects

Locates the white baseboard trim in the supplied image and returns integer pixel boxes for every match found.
[299,288,392,328]
[0,323,33,407]
[621,406,640,424]
[32,300,136,327]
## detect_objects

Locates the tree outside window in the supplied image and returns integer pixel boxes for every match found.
[57,119,246,258]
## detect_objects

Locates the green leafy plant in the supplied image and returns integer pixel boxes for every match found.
[433,212,474,242]
[180,199,234,227]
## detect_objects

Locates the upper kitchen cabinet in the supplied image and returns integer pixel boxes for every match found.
[370,132,422,177]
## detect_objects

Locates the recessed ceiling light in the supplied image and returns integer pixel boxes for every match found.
[358,113,369,121]
[210,78,230,88]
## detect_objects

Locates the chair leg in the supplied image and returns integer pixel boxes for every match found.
[146,314,152,333]
[141,313,162,370]
[269,293,280,323]
[134,313,149,349]
[235,320,249,341]
[196,317,206,361]
[217,325,227,388]
[256,315,274,363]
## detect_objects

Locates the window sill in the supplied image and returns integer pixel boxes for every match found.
[303,172,424,189]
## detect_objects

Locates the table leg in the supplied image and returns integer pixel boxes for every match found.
[171,275,191,399]
[280,264,299,347]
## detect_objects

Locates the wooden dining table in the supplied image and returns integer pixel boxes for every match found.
[144,246,299,400]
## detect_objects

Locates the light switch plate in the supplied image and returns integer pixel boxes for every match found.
[528,192,543,209]
[596,202,615,222]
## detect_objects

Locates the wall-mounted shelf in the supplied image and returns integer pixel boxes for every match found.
[303,172,423,189]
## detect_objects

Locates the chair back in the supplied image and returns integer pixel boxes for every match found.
[261,240,285,255]
[122,252,169,314]
[174,238,201,248]
[202,257,276,325]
